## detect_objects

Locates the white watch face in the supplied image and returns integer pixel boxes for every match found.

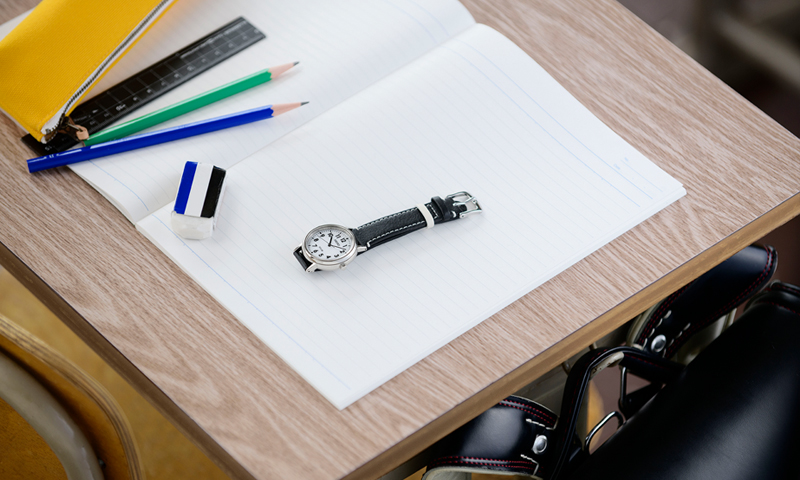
[304,225,354,262]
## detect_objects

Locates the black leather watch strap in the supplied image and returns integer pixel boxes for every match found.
[293,247,312,270]
[352,195,468,250]
[294,192,480,272]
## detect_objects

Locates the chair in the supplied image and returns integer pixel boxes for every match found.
[0,313,143,480]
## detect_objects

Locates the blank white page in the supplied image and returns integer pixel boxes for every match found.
[66,0,474,222]
[138,24,686,409]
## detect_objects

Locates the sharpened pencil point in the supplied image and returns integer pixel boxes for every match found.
[270,102,307,117]
[268,62,299,79]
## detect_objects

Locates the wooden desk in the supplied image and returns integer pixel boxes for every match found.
[1,0,799,479]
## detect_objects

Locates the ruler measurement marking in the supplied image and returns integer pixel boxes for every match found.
[22,17,266,156]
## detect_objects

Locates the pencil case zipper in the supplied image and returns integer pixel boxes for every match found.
[42,0,174,142]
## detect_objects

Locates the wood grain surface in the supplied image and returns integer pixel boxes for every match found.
[0,268,231,480]
[1,0,799,479]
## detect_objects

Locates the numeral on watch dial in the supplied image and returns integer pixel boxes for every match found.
[306,227,353,261]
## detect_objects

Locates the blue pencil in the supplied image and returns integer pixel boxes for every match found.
[27,102,307,173]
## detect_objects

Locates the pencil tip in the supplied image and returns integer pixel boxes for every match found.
[301,101,309,106]
[270,62,299,78]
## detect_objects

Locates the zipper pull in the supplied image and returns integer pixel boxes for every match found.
[58,117,89,141]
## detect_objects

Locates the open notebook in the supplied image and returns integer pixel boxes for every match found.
[4,0,685,408]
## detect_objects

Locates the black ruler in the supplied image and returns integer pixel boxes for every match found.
[23,16,266,156]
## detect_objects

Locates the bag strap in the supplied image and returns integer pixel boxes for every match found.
[627,244,776,358]
[423,347,682,480]
[422,395,557,479]
[546,346,683,480]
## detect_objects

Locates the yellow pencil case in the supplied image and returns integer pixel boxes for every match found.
[0,0,177,143]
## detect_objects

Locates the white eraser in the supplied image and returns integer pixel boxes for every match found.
[171,161,227,240]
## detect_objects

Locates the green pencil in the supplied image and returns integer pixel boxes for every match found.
[83,61,299,146]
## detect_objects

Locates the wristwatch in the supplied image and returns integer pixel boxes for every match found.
[293,191,482,272]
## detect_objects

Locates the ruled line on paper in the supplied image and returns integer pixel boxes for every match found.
[68,0,476,223]
[451,38,658,201]
[138,24,685,408]
[152,215,353,389]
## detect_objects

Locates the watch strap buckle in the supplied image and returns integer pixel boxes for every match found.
[447,191,482,218]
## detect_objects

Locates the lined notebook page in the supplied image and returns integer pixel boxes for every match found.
[66,0,474,222]
[138,24,686,409]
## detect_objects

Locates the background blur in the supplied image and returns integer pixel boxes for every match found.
[618,0,800,286]
[592,0,800,465]
[0,0,799,479]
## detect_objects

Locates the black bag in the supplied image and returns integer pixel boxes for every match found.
[423,245,785,480]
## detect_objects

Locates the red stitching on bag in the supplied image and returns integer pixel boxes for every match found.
[761,302,800,318]
[773,283,800,296]
[499,400,557,425]
[665,246,775,356]
[500,403,554,424]
[428,456,537,470]
[501,399,556,419]
[638,285,689,343]
[428,461,535,471]
[433,455,536,464]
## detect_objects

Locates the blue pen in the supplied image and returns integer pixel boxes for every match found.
[27,102,308,173]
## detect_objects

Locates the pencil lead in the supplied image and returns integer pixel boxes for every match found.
[269,62,300,78]
[270,102,308,116]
